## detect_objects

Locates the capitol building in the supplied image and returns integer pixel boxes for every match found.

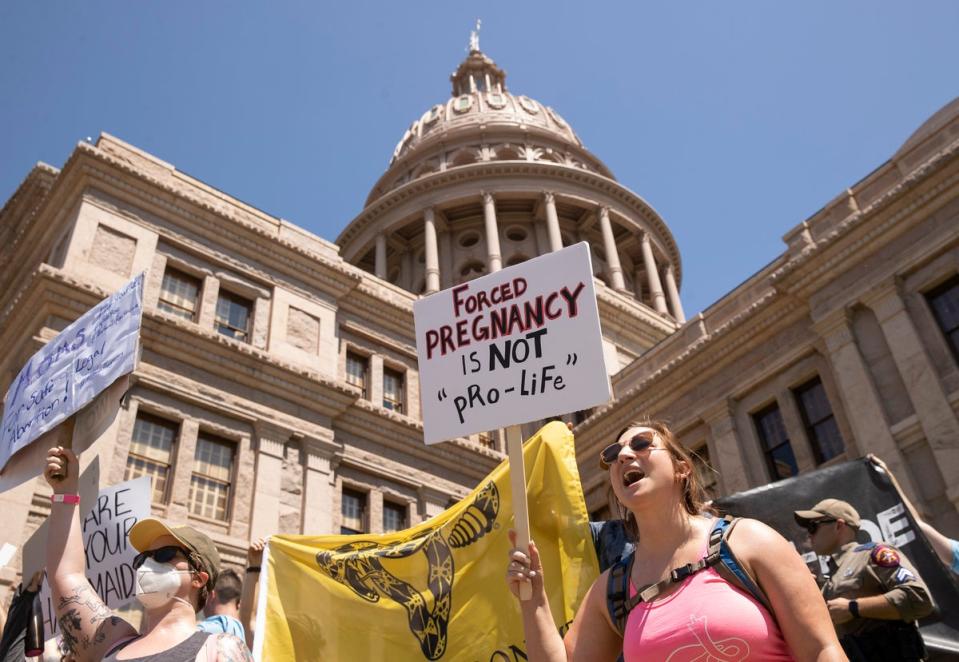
[1,42,957,580]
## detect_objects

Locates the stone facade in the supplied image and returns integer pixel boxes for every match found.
[1,46,958,593]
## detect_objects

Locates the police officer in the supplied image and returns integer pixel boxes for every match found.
[795,498,934,661]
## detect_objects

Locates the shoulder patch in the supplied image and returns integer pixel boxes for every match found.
[854,542,878,552]
[870,545,901,568]
[894,566,916,584]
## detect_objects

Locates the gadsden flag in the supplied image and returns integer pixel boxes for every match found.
[254,421,599,661]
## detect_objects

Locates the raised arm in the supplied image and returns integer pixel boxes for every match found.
[238,537,267,651]
[733,519,846,662]
[43,445,135,661]
[506,530,621,662]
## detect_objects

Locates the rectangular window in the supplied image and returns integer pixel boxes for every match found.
[215,291,252,342]
[341,488,367,535]
[794,377,844,464]
[188,435,235,521]
[345,352,369,398]
[752,403,798,481]
[383,501,407,533]
[926,275,959,362]
[125,414,177,504]
[158,268,201,321]
[383,367,404,414]
[691,444,718,499]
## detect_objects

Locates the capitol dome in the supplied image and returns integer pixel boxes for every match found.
[338,39,686,339]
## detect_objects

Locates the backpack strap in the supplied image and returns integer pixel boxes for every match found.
[605,523,722,637]
[606,551,635,635]
[711,515,775,617]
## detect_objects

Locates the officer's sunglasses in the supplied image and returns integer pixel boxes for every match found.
[804,519,836,535]
[132,545,192,570]
[600,432,660,469]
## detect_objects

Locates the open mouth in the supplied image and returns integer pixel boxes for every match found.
[623,469,644,487]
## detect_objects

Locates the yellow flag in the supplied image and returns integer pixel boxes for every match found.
[257,421,599,661]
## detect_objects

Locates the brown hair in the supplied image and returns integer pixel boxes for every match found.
[610,419,715,540]
[212,568,243,606]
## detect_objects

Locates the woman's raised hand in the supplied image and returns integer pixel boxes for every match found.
[44,446,79,492]
[506,529,544,599]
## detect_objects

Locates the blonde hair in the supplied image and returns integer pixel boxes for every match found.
[610,419,715,540]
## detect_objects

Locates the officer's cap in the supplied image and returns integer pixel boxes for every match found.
[794,498,861,528]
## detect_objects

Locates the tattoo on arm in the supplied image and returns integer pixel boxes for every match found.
[216,633,255,662]
[56,583,125,655]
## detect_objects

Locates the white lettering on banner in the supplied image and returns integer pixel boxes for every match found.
[414,243,611,444]
[0,273,143,471]
[39,476,151,640]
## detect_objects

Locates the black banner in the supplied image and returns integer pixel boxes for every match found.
[715,458,959,659]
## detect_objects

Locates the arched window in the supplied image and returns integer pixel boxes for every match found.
[449,148,478,168]
[506,254,529,267]
[457,260,487,284]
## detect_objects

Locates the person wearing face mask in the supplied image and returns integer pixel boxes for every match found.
[42,446,252,662]
[505,419,846,662]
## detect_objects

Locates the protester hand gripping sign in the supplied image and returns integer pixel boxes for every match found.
[413,243,612,599]
[0,273,143,473]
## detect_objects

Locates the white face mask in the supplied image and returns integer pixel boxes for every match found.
[134,557,194,609]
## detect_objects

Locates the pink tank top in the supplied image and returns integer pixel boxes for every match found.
[623,524,794,661]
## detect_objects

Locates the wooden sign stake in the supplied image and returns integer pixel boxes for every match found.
[506,424,532,601]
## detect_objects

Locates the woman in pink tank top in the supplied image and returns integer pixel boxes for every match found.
[506,420,846,662]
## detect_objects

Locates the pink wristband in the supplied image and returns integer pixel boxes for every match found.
[51,494,80,505]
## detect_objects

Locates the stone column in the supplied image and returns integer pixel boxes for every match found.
[423,208,440,294]
[598,206,626,291]
[439,228,454,290]
[640,232,668,314]
[482,192,502,272]
[814,309,922,503]
[703,401,751,493]
[197,275,220,329]
[663,265,686,324]
[633,267,644,301]
[401,252,413,291]
[168,419,201,520]
[370,354,384,408]
[866,284,959,505]
[374,233,387,279]
[249,423,289,539]
[252,297,270,349]
[302,435,337,534]
[543,192,563,253]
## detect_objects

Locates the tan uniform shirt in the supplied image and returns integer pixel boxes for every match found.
[822,540,934,637]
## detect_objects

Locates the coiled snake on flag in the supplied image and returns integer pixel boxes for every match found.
[315,481,500,660]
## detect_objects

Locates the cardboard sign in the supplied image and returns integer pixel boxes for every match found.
[37,475,151,640]
[0,273,143,472]
[414,243,611,444]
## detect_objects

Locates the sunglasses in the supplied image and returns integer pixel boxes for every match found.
[600,432,660,469]
[804,519,836,535]
[132,545,192,570]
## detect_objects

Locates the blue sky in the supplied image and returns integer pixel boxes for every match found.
[1,2,955,316]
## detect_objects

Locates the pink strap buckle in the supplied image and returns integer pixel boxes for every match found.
[51,493,80,505]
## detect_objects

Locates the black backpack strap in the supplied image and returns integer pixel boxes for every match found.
[606,551,635,636]
[711,516,775,617]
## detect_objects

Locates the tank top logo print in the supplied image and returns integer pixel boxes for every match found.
[665,615,751,661]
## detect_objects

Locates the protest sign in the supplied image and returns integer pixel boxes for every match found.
[413,242,611,445]
[0,272,143,473]
[36,475,151,640]
[715,459,959,658]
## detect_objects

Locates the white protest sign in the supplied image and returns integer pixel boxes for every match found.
[0,273,143,472]
[414,242,612,444]
[37,475,151,640]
